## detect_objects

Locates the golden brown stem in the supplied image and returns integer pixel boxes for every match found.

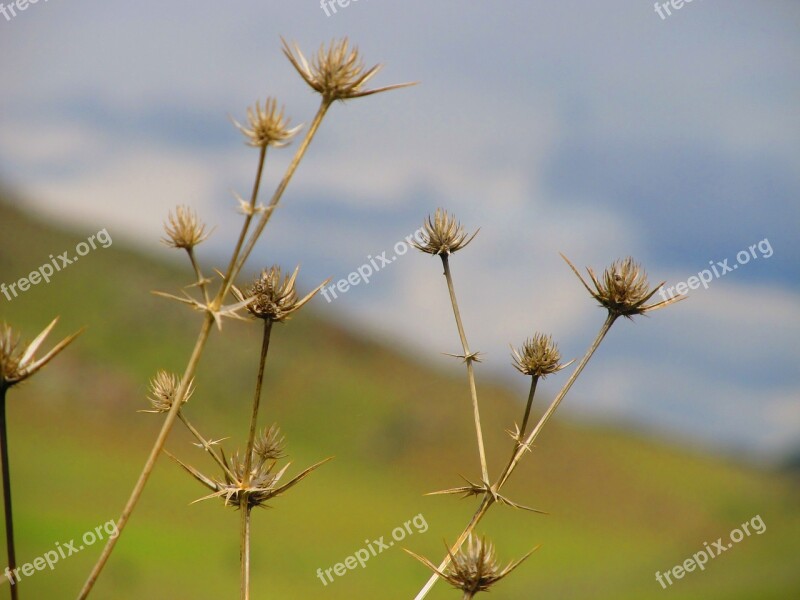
[243,320,273,480]
[226,100,331,294]
[516,376,539,447]
[497,313,616,489]
[240,505,252,600]
[78,99,333,600]
[219,144,268,303]
[440,254,489,484]
[413,313,618,599]
[414,496,494,600]
[187,247,211,308]
[78,313,215,599]
[178,411,235,481]
[1,387,19,600]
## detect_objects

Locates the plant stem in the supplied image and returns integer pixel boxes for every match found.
[187,247,211,308]
[413,313,618,600]
[220,145,268,301]
[440,254,489,484]
[78,313,215,599]
[243,320,273,479]
[516,376,539,448]
[497,313,616,490]
[178,412,235,481]
[413,496,493,600]
[226,100,331,295]
[1,387,18,600]
[240,505,252,600]
[78,98,333,599]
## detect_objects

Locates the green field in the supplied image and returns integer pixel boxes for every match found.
[1,198,798,599]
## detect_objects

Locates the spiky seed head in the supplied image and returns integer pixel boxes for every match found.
[162,205,209,250]
[142,370,194,413]
[168,437,331,510]
[232,98,302,148]
[406,534,537,598]
[413,208,479,256]
[562,254,684,318]
[282,37,415,102]
[231,265,326,323]
[0,319,82,390]
[511,333,567,378]
[253,424,286,462]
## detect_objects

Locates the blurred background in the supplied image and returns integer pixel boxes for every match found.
[0,1,798,598]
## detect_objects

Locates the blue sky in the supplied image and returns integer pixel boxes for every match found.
[1,1,798,460]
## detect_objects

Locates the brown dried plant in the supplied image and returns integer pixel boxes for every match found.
[0,319,81,599]
[409,209,683,598]
[78,38,414,600]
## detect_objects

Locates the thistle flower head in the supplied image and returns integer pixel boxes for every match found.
[168,437,330,510]
[406,534,538,598]
[0,319,82,390]
[253,424,286,462]
[413,208,479,256]
[141,370,194,414]
[282,37,415,102]
[162,205,209,250]
[231,265,326,323]
[562,254,683,318]
[511,333,568,378]
[232,98,302,148]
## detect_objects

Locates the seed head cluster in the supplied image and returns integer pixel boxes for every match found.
[562,254,683,318]
[232,98,302,148]
[511,334,566,378]
[162,206,210,250]
[142,370,195,414]
[408,535,536,598]
[413,208,478,256]
[282,37,415,102]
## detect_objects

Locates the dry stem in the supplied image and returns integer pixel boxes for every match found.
[1,387,18,600]
[413,313,617,599]
[441,254,489,484]
[78,100,331,600]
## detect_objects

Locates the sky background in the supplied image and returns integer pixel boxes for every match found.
[1,1,798,461]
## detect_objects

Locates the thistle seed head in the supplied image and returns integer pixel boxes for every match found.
[169,439,331,510]
[407,534,537,598]
[231,265,325,323]
[162,206,209,250]
[142,370,194,413]
[232,98,302,148]
[562,254,684,318]
[282,37,415,102]
[253,424,286,462]
[511,333,567,378]
[0,319,82,390]
[413,208,478,256]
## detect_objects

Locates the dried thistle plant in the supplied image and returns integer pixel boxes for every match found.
[407,534,538,599]
[409,210,683,599]
[0,319,81,599]
[78,38,414,600]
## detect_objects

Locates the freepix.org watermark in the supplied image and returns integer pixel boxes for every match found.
[1,228,113,302]
[658,238,772,301]
[316,513,428,586]
[3,520,118,587]
[321,227,424,303]
[655,514,765,589]
[0,0,49,23]
[654,0,699,20]
[319,0,363,17]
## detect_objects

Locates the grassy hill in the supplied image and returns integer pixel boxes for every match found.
[0,197,798,599]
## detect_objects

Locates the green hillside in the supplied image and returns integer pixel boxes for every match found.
[0,197,798,599]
